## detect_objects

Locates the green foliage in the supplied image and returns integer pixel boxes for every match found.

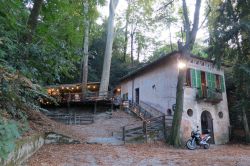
[208,0,250,141]
[0,118,20,160]
[87,21,133,88]
[0,62,52,159]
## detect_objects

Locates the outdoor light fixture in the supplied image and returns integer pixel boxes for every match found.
[87,85,90,88]
[66,87,69,89]
[178,61,186,69]
[61,86,64,89]
[117,88,121,92]
[93,86,96,89]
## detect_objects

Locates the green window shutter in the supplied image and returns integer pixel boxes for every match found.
[196,70,202,97]
[206,72,211,88]
[206,72,211,97]
[220,75,225,92]
[211,74,216,90]
[191,68,196,87]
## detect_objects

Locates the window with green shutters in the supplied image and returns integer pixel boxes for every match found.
[190,68,202,97]
[206,72,216,97]
[220,75,225,92]
[191,68,196,87]
[196,70,202,97]
[212,74,216,90]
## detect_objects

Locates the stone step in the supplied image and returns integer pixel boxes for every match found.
[86,137,124,146]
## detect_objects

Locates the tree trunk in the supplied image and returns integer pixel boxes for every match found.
[123,1,130,62]
[81,1,90,100]
[169,26,173,51]
[242,106,250,142]
[25,0,43,43]
[169,56,186,147]
[123,21,128,62]
[169,0,201,147]
[137,44,140,62]
[130,33,134,66]
[99,0,119,96]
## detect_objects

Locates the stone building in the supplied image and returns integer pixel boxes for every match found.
[119,51,230,144]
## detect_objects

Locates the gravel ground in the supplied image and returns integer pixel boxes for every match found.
[27,143,250,166]
[27,110,250,166]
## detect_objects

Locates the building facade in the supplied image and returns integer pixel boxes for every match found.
[120,51,230,144]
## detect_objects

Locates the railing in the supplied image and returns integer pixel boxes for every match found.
[60,91,113,103]
[139,101,165,117]
[46,113,94,125]
[122,115,167,143]
[128,101,153,120]
[196,87,223,103]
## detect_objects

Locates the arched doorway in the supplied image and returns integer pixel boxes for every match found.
[201,111,215,143]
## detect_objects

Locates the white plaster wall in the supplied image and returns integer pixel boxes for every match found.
[120,56,230,144]
[181,87,230,144]
[180,58,230,144]
[121,58,178,114]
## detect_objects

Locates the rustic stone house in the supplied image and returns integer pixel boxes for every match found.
[119,51,230,144]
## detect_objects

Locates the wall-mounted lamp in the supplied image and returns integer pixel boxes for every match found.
[178,61,186,69]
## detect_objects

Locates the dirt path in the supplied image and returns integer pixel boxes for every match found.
[27,143,250,166]
[27,111,250,166]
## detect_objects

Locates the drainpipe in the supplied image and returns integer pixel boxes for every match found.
[132,78,134,103]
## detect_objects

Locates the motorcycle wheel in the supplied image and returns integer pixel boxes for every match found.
[204,143,210,149]
[186,139,196,150]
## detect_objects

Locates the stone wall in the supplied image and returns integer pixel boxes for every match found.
[0,133,45,166]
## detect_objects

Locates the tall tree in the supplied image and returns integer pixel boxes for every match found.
[208,0,250,142]
[123,0,130,62]
[25,0,43,43]
[169,0,202,147]
[99,0,119,95]
[81,1,90,99]
[121,0,155,66]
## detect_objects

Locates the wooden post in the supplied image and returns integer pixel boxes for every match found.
[122,126,125,142]
[143,121,147,143]
[94,101,97,114]
[67,93,71,113]
[111,100,114,112]
[163,115,167,141]
[74,113,76,125]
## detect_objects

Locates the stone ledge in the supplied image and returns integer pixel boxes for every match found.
[0,133,45,166]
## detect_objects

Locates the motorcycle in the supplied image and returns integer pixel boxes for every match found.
[186,126,211,150]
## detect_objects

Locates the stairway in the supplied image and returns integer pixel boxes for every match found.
[119,101,173,143]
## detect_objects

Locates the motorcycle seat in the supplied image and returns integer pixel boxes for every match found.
[201,134,208,139]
